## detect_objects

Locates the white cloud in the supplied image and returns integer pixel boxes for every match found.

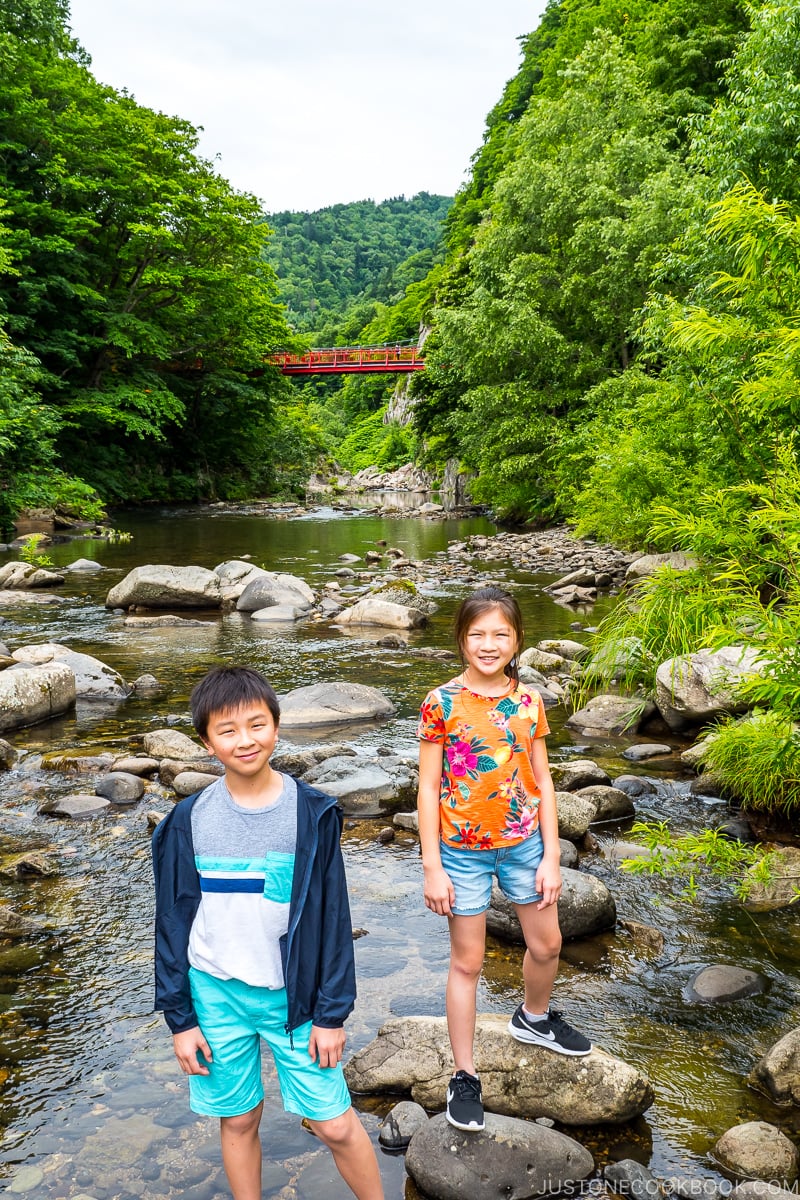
[67,0,548,211]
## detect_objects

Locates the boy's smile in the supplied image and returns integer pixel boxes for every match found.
[201,703,279,783]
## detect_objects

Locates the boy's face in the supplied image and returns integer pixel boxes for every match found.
[201,703,279,781]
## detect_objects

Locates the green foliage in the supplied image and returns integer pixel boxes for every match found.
[336,409,416,473]
[619,820,779,904]
[18,531,53,567]
[420,32,693,519]
[0,6,293,511]
[700,712,800,814]
[582,451,800,811]
[12,468,106,522]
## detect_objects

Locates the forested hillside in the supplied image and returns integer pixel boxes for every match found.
[400,0,763,542]
[0,0,302,526]
[265,194,451,332]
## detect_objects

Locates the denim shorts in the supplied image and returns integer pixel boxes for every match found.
[187,967,352,1121]
[439,831,544,916]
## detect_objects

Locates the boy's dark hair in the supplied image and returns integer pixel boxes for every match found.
[190,666,281,739]
[454,586,524,686]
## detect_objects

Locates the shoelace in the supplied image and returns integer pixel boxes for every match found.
[452,1072,481,1101]
[543,1009,571,1031]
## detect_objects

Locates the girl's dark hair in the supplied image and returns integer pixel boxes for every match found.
[190,666,280,738]
[454,586,524,686]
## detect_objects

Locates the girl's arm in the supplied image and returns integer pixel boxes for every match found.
[531,735,563,910]
[417,738,455,916]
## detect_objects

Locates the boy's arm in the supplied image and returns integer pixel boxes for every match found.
[417,738,454,916]
[310,808,357,1030]
[531,735,562,910]
[152,821,200,1033]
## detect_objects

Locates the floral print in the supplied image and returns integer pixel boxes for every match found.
[417,678,549,850]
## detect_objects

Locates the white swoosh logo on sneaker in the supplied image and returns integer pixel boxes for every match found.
[535,1029,556,1041]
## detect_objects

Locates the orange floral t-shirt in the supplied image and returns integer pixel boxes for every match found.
[417,678,550,851]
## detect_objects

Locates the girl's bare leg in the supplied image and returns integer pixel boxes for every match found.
[446,913,487,1074]
[514,901,561,1013]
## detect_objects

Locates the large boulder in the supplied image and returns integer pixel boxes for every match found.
[279,682,395,729]
[486,872,616,943]
[12,643,129,700]
[655,645,764,732]
[566,695,654,736]
[344,1015,653,1125]
[301,754,417,815]
[0,561,65,589]
[0,663,75,732]
[335,599,427,630]
[105,565,222,609]
[405,1113,594,1200]
[712,1122,799,1185]
[749,1027,800,1107]
[236,571,314,613]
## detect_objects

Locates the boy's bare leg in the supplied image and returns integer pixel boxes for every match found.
[220,1101,263,1200]
[308,1107,384,1199]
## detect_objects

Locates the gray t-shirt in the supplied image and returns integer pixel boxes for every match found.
[187,773,298,989]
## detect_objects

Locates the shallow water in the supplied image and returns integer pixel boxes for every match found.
[0,505,798,1197]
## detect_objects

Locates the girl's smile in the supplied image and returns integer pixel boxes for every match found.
[461,606,519,693]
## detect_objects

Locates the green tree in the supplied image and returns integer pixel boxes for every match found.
[0,3,292,507]
[419,34,691,519]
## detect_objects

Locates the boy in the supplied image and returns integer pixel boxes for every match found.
[152,666,384,1200]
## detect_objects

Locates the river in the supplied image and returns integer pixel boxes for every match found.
[0,504,798,1198]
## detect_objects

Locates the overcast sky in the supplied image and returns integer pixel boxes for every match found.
[67,1,548,214]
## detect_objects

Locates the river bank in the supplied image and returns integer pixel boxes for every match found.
[0,502,798,1199]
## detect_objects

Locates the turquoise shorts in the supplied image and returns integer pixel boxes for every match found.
[439,830,544,915]
[187,967,352,1121]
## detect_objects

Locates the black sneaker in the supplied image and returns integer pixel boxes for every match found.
[445,1070,485,1131]
[508,1006,592,1056]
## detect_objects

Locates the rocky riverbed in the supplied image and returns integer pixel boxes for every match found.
[0,502,798,1199]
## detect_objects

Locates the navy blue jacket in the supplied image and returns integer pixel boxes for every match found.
[151,779,356,1037]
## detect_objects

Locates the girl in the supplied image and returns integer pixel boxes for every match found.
[416,586,591,1132]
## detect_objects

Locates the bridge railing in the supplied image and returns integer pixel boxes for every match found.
[270,343,426,375]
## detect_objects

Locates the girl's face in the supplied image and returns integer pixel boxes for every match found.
[461,606,520,682]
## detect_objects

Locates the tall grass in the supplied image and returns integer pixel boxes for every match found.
[700,711,800,814]
[577,566,756,702]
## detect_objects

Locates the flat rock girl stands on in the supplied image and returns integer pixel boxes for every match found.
[416,586,591,1132]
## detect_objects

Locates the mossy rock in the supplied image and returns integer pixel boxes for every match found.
[371,581,437,615]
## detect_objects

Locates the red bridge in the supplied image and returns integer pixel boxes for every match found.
[271,343,425,375]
